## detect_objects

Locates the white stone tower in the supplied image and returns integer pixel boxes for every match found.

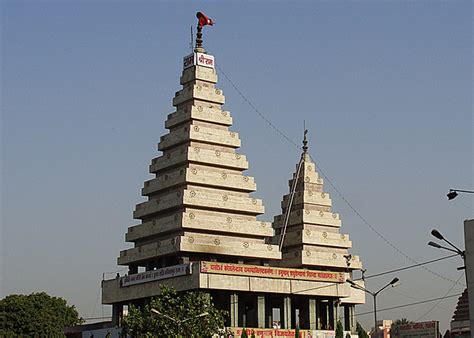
[273,132,362,271]
[118,27,280,274]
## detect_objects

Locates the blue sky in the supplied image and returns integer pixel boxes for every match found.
[1,0,472,332]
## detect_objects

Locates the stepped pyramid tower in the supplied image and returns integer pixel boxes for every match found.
[272,132,362,271]
[102,14,364,333]
[117,24,280,274]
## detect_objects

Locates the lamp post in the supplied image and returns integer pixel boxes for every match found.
[447,189,474,200]
[428,229,467,285]
[151,309,209,334]
[346,277,399,336]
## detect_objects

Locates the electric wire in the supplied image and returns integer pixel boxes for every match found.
[389,288,451,312]
[353,253,458,281]
[217,63,464,287]
[415,274,464,321]
[355,293,462,317]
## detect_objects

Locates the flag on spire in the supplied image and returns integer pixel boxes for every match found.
[197,12,213,27]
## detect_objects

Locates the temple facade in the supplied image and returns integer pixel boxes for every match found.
[102,25,365,334]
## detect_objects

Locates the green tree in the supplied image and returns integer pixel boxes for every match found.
[391,318,413,336]
[356,322,369,338]
[122,285,227,337]
[241,328,248,338]
[345,333,351,338]
[335,320,344,338]
[0,292,82,336]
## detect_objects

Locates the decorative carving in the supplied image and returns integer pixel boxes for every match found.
[221,172,227,179]
[332,253,337,259]
[260,222,266,227]
[215,89,221,95]
[194,147,200,153]
[321,192,326,198]
[189,190,196,197]
[189,213,196,220]
[305,176,310,183]
[226,217,232,223]
[243,176,249,182]
[214,238,220,245]
[193,126,200,132]
[306,250,312,257]
[197,105,203,112]
[307,165,312,171]
[317,178,323,184]
[267,245,273,251]
[305,229,311,236]
[251,198,257,205]
[319,211,324,217]
[305,209,310,215]
[222,195,228,201]
[230,132,235,138]
[340,234,345,240]
[188,237,194,243]
[215,150,221,157]
[243,242,249,248]
[332,213,337,219]
[191,168,198,175]
[235,153,241,159]
[322,232,328,238]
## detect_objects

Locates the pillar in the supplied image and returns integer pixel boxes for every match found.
[230,293,239,327]
[349,305,356,332]
[112,303,123,326]
[257,295,265,328]
[283,296,292,329]
[309,298,317,330]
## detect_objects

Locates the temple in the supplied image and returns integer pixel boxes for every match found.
[101,16,365,334]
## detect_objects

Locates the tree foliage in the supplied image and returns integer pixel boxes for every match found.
[391,318,413,336]
[335,320,344,338]
[0,292,82,336]
[356,322,369,338]
[122,285,228,337]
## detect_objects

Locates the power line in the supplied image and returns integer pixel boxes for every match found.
[415,274,463,321]
[217,64,463,287]
[355,293,462,317]
[353,254,459,281]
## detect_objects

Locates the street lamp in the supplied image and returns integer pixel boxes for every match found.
[428,229,466,283]
[151,309,209,333]
[447,189,474,200]
[346,277,399,336]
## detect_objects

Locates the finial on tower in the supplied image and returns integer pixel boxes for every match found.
[195,12,214,53]
[302,129,308,154]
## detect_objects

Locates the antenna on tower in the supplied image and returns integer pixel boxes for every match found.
[190,26,194,52]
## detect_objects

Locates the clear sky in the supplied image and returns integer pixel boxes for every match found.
[1,0,472,333]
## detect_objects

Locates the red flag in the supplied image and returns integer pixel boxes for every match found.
[196,12,213,27]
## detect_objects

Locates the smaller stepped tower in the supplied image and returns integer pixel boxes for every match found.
[272,131,363,272]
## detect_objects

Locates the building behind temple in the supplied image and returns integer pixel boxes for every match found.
[101,17,365,334]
